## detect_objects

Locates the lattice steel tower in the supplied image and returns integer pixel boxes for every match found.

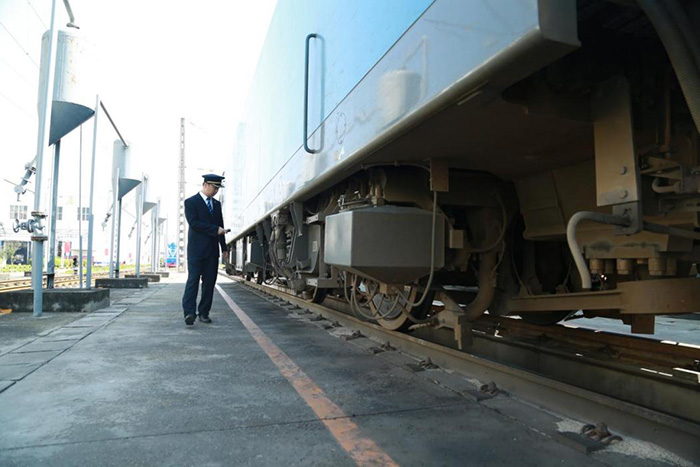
[177,118,187,272]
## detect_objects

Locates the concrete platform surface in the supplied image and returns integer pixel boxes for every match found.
[0,276,691,466]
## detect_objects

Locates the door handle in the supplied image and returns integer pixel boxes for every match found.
[304,33,320,154]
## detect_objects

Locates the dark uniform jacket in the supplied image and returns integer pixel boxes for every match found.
[184,193,227,260]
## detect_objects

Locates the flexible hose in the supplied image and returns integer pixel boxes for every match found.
[401,191,500,323]
[638,0,700,134]
[364,286,402,320]
[568,211,700,290]
[651,178,679,194]
[343,271,420,322]
[462,250,499,320]
[342,272,358,318]
[374,293,402,319]
[566,212,631,290]
[467,191,507,253]
[404,190,438,308]
[350,275,397,321]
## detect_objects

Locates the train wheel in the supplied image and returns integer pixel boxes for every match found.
[373,286,434,332]
[342,274,433,332]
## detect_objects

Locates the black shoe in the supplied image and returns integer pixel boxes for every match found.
[198,315,212,323]
[185,314,196,326]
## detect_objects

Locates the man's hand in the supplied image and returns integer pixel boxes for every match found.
[218,227,226,235]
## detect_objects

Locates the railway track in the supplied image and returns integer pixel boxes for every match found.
[0,271,136,292]
[227,273,700,462]
[0,276,89,292]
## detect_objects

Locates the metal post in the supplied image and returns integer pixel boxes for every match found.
[157,219,162,273]
[156,199,161,272]
[109,167,120,278]
[135,174,144,277]
[150,202,157,273]
[78,124,83,287]
[178,118,187,273]
[47,139,61,289]
[32,0,60,317]
[154,207,158,273]
[162,217,168,272]
[86,95,99,289]
[115,198,122,277]
[78,234,83,286]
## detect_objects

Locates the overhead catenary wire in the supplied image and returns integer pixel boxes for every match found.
[0,22,40,68]
[0,55,38,88]
[0,90,35,120]
[25,0,48,29]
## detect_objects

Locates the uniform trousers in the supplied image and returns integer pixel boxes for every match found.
[182,255,219,318]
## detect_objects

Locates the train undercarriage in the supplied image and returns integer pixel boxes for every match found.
[227,0,700,346]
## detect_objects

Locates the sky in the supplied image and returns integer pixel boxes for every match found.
[0,0,276,247]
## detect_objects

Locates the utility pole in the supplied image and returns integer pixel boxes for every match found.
[85,95,100,288]
[178,118,187,272]
[135,174,144,277]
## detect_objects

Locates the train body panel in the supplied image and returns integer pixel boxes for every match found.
[226,0,578,239]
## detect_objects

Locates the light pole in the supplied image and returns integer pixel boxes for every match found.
[30,0,60,317]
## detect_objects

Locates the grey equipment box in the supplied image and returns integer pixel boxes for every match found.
[324,205,444,284]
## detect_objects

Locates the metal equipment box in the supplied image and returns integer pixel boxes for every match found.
[246,237,264,270]
[324,206,444,284]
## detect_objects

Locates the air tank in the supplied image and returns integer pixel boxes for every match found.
[38,29,95,145]
[112,140,141,199]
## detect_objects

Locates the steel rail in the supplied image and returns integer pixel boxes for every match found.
[0,271,134,292]
[226,274,700,462]
[0,277,87,292]
[0,276,81,290]
[475,314,700,372]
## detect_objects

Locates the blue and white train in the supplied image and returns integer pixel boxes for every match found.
[224,0,700,339]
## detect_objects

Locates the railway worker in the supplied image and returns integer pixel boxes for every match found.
[181,174,228,326]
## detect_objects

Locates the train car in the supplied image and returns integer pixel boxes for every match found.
[224,0,700,344]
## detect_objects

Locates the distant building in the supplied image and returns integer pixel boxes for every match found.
[0,177,96,267]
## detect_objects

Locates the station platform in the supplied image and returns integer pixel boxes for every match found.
[0,275,688,466]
